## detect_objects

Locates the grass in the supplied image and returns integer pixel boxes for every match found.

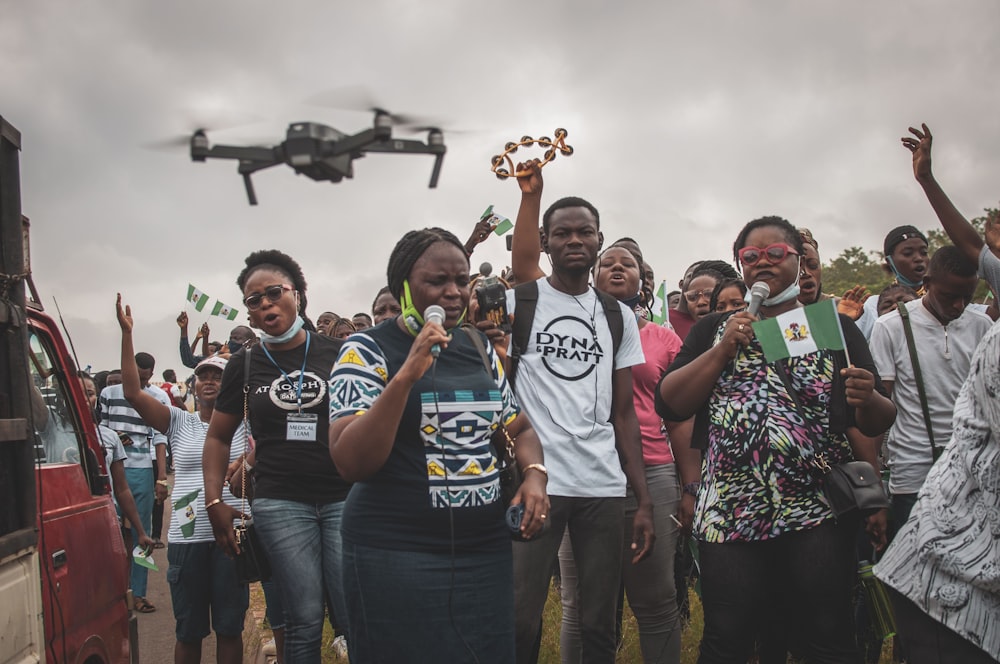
[250,580,894,663]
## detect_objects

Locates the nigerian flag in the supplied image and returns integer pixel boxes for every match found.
[752,299,845,364]
[172,489,201,538]
[212,300,239,320]
[187,284,209,312]
[650,280,668,325]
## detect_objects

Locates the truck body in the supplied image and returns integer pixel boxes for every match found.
[0,115,135,663]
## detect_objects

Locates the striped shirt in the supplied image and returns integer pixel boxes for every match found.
[166,406,246,543]
[99,384,170,469]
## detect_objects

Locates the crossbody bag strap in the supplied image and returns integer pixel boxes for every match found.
[239,347,253,520]
[509,280,539,388]
[897,304,938,457]
[461,324,516,464]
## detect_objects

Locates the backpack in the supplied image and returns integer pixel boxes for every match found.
[507,279,623,387]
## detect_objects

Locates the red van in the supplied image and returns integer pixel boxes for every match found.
[0,115,135,663]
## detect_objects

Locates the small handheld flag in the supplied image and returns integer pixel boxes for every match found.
[186,284,209,312]
[211,301,239,321]
[481,205,513,235]
[651,280,668,325]
[133,546,159,571]
[752,299,847,364]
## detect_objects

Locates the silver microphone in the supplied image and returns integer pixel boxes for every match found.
[424,305,446,357]
[746,281,771,317]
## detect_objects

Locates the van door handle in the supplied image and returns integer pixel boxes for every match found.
[52,550,67,568]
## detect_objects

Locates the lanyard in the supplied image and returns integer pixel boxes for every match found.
[260,332,311,412]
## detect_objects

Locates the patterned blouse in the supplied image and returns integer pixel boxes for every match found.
[875,321,1000,657]
[658,311,881,543]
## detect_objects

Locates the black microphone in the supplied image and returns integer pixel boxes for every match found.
[479,262,493,277]
[424,305,445,357]
[746,281,770,317]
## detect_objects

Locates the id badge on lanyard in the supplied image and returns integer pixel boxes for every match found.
[286,412,318,441]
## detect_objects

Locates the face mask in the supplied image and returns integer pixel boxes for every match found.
[621,292,644,310]
[886,256,924,289]
[259,315,304,344]
[745,257,802,307]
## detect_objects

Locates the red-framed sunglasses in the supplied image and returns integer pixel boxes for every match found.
[738,243,799,267]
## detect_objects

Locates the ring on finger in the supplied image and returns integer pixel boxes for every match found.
[738,324,745,332]
[540,514,547,520]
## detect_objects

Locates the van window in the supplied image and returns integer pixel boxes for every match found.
[28,332,85,466]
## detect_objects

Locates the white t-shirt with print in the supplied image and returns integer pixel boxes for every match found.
[506,278,645,498]
[870,298,993,494]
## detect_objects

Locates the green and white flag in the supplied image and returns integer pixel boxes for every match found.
[650,280,668,325]
[132,546,159,571]
[172,488,201,538]
[752,299,846,364]
[481,205,513,235]
[186,284,209,312]
[211,300,239,321]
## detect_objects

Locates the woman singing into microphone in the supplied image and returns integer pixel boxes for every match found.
[328,227,549,663]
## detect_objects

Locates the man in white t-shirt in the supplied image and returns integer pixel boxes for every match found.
[870,245,992,532]
[506,194,653,664]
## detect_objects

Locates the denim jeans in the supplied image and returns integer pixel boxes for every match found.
[166,541,249,642]
[513,495,626,664]
[697,517,861,664]
[124,466,153,598]
[251,498,346,664]
[559,465,683,663]
[344,541,514,663]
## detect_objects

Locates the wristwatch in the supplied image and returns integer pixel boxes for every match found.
[156,479,170,488]
[682,482,700,497]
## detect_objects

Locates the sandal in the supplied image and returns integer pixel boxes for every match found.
[153,539,165,549]
[134,597,156,613]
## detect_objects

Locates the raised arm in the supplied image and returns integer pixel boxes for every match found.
[118,294,171,434]
[464,214,495,259]
[178,311,200,369]
[511,159,546,283]
[902,123,984,267]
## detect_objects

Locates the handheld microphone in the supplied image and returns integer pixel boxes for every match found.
[746,281,771,317]
[479,262,493,277]
[424,305,446,357]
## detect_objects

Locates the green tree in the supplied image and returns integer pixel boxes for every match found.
[822,246,892,299]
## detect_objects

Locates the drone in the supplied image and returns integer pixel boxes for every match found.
[188,110,446,205]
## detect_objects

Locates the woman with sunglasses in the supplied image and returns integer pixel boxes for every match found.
[203,249,350,664]
[656,216,896,663]
[329,228,548,663]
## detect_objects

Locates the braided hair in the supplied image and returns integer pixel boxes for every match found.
[237,249,316,331]
[732,216,804,267]
[386,228,468,301]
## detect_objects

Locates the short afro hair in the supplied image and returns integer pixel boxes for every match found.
[928,245,977,279]
[237,249,314,331]
[542,197,600,233]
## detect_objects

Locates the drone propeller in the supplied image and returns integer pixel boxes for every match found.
[306,86,432,127]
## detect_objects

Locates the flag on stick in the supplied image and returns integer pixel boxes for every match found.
[651,280,668,324]
[752,299,847,364]
[186,284,209,312]
[172,489,201,538]
[211,301,239,321]
[132,546,159,571]
[481,205,513,235]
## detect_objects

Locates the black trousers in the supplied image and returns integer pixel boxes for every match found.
[698,517,862,664]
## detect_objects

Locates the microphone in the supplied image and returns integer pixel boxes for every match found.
[746,281,770,317]
[424,305,446,357]
[479,262,493,277]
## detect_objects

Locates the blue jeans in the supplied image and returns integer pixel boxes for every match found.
[344,541,514,663]
[124,466,153,598]
[166,541,249,642]
[251,498,346,664]
[514,496,626,664]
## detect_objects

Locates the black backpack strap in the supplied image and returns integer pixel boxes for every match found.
[509,280,539,388]
[461,324,492,376]
[594,288,623,365]
[897,304,938,459]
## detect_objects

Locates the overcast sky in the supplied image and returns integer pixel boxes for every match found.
[3,0,999,373]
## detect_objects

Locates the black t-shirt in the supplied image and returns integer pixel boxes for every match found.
[217,333,350,504]
[329,322,518,553]
[655,311,886,450]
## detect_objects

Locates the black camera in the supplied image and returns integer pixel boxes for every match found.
[475,263,511,334]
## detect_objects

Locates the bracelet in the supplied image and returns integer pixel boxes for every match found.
[205,498,223,510]
[682,482,700,497]
[522,463,548,477]
[155,479,170,488]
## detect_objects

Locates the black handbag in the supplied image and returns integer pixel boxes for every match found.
[815,457,889,518]
[232,347,272,583]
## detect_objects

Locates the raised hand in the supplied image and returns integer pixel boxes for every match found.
[177,311,188,328]
[901,123,933,183]
[464,216,495,256]
[116,293,134,333]
[837,285,869,321]
[516,159,543,197]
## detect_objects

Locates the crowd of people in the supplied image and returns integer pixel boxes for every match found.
[79,123,999,664]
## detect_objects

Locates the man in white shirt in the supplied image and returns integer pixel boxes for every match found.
[870,245,992,531]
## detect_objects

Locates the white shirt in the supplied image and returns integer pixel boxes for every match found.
[870,298,993,493]
[506,278,645,497]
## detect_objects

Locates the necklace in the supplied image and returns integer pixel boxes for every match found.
[569,287,600,347]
